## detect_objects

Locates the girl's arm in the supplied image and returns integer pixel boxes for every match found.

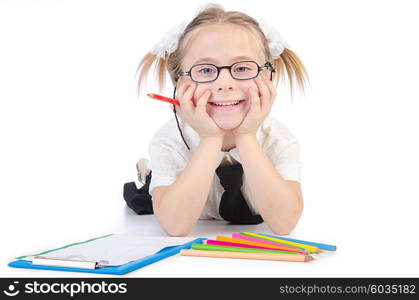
[152,137,223,236]
[236,135,304,235]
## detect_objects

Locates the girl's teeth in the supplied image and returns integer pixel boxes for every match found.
[213,101,239,106]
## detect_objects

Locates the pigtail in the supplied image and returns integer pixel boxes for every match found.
[274,49,309,98]
[135,52,168,98]
[156,55,168,92]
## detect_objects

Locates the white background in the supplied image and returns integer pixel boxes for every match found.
[1,0,418,277]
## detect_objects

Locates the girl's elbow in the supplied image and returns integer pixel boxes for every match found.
[271,224,294,236]
[166,229,191,237]
[163,224,193,237]
[271,206,304,235]
[155,210,194,237]
[271,222,298,236]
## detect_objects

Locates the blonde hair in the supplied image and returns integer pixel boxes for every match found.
[136,5,309,98]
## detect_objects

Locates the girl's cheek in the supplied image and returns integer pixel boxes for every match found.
[260,70,270,80]
[247,81,259,94]
[193,86,207,104]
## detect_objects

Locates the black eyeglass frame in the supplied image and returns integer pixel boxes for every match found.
[175,60,276,83]
[172,61,276,151]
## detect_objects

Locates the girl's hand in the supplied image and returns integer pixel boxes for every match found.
[232,75,277,138]
[174,81,227,140]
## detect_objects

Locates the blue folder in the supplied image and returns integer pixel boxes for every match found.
[8,237,207,275]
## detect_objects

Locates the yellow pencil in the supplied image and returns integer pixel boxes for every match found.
[215,236,307,253]
[180,249,314,262]
[242,232,320,254]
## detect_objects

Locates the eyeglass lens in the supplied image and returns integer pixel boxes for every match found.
[190,61,259,83]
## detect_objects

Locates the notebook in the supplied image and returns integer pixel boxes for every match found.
[8,234,207,275]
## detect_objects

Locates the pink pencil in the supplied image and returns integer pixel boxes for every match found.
[232,233,305,252]
[205,240,307,255]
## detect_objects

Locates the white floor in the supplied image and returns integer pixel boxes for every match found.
[2,201,418,278]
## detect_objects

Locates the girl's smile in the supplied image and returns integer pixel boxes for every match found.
[208,99,246,111]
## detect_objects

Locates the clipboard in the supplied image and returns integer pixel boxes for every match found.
[8,236,207,275]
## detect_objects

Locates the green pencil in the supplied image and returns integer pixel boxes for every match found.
[191,243,302,255]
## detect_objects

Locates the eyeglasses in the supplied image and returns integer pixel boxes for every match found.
[176,60,275,83]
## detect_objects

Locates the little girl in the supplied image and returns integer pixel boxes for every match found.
[123,4,308,236]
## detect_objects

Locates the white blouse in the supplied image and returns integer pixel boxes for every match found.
[147,115,302,220]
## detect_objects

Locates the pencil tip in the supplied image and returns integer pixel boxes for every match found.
[306,256,315,262]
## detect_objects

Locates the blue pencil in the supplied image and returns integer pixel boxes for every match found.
[256,233,337,251]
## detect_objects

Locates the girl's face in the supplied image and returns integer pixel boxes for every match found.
[179,23,270,130]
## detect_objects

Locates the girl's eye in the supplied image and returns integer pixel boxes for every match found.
[234,66,250,72]
[198,68,215,74]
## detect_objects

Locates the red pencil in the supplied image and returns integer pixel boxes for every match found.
[147,93,179,105]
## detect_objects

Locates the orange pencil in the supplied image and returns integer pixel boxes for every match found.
[180,249,313,262]
[147,93,179,105]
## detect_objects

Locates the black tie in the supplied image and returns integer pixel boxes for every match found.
[215,163,264,225]
[123,163,264,224]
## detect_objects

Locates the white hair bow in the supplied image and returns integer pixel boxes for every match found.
[258,17,291,58]
[150,3,222,59]
[150,12,290,60]
[150,21,189,60]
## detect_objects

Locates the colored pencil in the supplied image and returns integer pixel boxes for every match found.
[147,93,179,105]
[205,240,307,255]
[240,232,320,254]
[192,243,303,255]
[254,233,337,251]
[180,249,313,262]
[231,233,305,252]
[215,236,306,253]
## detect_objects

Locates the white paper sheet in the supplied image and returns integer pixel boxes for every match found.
[20,234,195,266]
